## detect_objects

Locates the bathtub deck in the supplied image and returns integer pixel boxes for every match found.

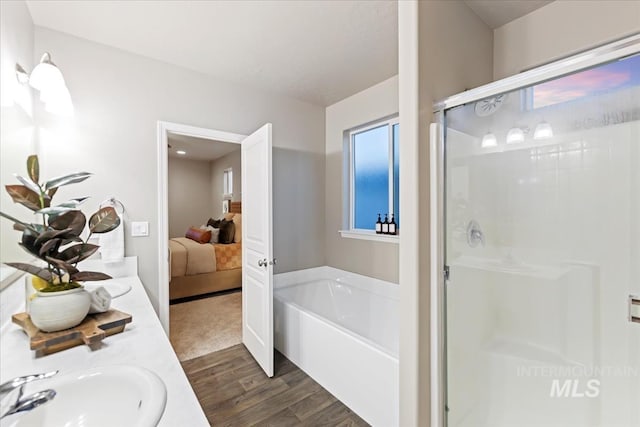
[182,344,369,426]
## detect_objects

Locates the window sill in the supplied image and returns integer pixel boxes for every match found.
[339,230,399,244]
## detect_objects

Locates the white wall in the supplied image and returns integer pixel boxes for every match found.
[398,1,495,425]
[210,148,241,217]
[494,0,640,79]
[168,156,214,238]
[0,1,35,265]
[34,27,326,312]
[325,75,399,283]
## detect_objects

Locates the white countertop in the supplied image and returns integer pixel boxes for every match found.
[0,259,209,427]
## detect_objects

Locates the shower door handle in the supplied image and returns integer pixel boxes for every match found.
[630,295,640,324]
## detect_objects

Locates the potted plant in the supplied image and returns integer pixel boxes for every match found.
[1,155,120,332]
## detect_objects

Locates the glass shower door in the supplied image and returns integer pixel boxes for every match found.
[444,53,640,427]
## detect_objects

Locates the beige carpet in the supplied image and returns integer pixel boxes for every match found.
[169,291,242,361]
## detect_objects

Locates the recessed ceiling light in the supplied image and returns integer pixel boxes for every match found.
[176,150,186,155]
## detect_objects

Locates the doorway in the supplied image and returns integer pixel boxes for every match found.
[166,132,243,360]
[157,121,245,336]
[156,121,275,376]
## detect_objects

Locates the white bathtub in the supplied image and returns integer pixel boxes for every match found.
[274,266,399,427]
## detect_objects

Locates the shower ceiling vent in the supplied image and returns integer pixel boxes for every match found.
[475,94,507,117]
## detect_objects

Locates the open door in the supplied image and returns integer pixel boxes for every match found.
[241,123,274,377]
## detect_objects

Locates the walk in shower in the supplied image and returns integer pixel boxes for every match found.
[432,35,640,427]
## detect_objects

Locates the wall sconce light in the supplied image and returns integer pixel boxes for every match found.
[534,121,553,140]
[481,131,497,148]
[506,127,525,144]
[15,52,73,117]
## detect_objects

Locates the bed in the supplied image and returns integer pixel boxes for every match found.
[169,201,242,300]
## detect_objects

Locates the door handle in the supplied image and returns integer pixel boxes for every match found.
[630,295,640,324]
[257,259,268,268]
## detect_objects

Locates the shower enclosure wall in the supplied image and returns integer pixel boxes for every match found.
[432,34,640,427]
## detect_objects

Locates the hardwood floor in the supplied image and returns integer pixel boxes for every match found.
[182,344,370,427]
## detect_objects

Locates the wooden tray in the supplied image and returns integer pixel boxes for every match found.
[12,309,133,357]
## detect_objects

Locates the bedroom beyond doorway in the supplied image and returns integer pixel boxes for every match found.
[163,125,246,360]
[158,121,276,378]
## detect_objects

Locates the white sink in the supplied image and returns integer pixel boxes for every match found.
[4,365,167,427]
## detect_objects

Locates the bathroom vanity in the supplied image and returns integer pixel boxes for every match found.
[0,257,208,426]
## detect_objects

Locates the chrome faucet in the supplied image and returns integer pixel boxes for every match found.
[0,371,57,419]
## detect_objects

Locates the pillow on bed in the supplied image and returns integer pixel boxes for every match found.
[207,226,220,243]
[207,218,221,228]
[232,214,242,243]
[200,224,220,243]
[218,219,236,244]
[185,227,212,244]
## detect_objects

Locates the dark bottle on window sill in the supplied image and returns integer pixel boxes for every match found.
[375,214,382,234]
[382,214,389,234]
[389,214,397,235]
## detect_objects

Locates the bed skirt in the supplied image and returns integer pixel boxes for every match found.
[169,268,242,300]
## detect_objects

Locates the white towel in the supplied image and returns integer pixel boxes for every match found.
[99,221,124,264]
[88,286,112,313]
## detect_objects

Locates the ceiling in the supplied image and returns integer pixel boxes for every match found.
[167,133,239,161]
[463,0,553,29]
[26,0,398,107]
[26,1,555,107]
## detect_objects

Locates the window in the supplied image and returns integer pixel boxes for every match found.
[348,117,399,234]
[223,168,233,199]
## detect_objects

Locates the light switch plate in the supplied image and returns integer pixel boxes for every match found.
[131,221,149,237]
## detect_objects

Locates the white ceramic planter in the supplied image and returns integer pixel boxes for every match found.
[29,287,91,332]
